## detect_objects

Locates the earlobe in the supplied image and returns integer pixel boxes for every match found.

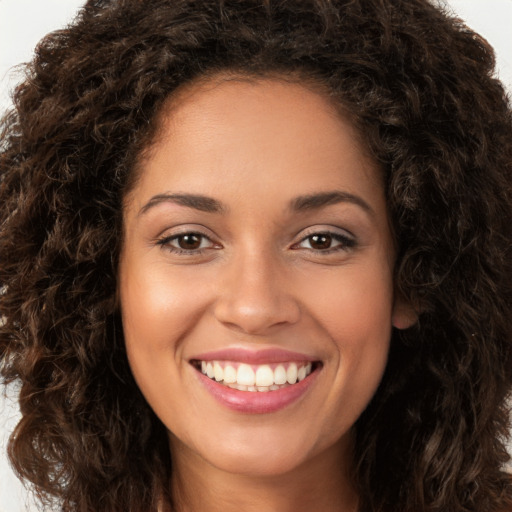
[391,298,418,330]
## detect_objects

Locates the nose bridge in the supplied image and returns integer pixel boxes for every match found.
[213,242,300,334]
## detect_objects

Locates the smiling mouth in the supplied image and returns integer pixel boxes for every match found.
[191,360,321,392]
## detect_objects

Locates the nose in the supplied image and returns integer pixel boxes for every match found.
[213,248,301,335]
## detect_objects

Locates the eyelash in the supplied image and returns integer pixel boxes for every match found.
[156,232,218,254]
[156,230,356,255]
[292,231,356,254]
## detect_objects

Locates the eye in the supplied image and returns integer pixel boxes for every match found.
[302,233,337,250]
[157,232,218,253]
[293,231,355,252]
[172,233,208,250]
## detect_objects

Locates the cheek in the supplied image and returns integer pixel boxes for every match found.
[121,261,204,337]
[118,262,215,432]
[302,261,394,343]
[301,262,393,411]
[118,259,212,384]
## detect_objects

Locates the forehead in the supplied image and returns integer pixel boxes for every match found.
[148,76,374,171]
[162,75,367,152]
[126,78,382,217]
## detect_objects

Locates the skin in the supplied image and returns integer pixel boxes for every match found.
[119,77,416,512]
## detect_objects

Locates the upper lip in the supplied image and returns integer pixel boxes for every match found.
[190,347,319,365]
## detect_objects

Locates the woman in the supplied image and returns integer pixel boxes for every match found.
[1,0,511,511]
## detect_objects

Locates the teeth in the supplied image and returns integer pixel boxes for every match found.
[223,365,237,384]
[237,364,255,386]
[255,365,274,387]
[274,365,287,385]
[286,363,298,384]
[198,360,315,391]
[227,383,248,391]
[213,362,223,382]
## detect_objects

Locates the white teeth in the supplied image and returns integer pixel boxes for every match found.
[213,362,223,382]
[274,365,287,385]
[255,365,274,387]
[223,364,237,384]
[198,360,315,391]
[236,364,255,386]
[286,363,298,384]
[228,383,248,391]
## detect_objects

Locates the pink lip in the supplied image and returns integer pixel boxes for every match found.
[195,371,318,414]
[192,363,320,415]
[190,347,317,365]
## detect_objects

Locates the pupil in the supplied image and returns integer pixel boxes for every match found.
[179,234,201,249]
[310,234,331,249]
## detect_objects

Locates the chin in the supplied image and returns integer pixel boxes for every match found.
[170,420,349,480]
[206,443,311,478]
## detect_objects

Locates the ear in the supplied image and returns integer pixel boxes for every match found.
[391,296,418,330]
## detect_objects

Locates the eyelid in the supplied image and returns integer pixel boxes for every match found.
[154,224,218,241]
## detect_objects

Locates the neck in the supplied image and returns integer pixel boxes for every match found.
[168,436,359,512]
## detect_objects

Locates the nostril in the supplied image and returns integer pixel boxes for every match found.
[213,301,301,335]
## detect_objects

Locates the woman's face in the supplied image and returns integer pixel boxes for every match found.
[119,77,414,478]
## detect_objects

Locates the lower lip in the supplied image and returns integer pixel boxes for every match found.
[194,367,319,414]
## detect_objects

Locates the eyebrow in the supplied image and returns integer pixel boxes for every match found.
[139,193,226,215]
[138,190,373,216]
[290,191,374,215]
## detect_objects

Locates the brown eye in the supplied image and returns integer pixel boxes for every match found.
[308,234,333,250]
[293,230,356,253]
[157,232,217,252]
[176,233,203,250]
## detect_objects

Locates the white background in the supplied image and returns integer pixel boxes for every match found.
[1,1,511,510]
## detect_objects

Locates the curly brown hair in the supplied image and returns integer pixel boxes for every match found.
[1,0,512,511]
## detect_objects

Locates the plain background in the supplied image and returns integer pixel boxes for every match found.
[1,1,511,510]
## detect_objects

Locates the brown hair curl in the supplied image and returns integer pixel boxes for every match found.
[1,1,512,511]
